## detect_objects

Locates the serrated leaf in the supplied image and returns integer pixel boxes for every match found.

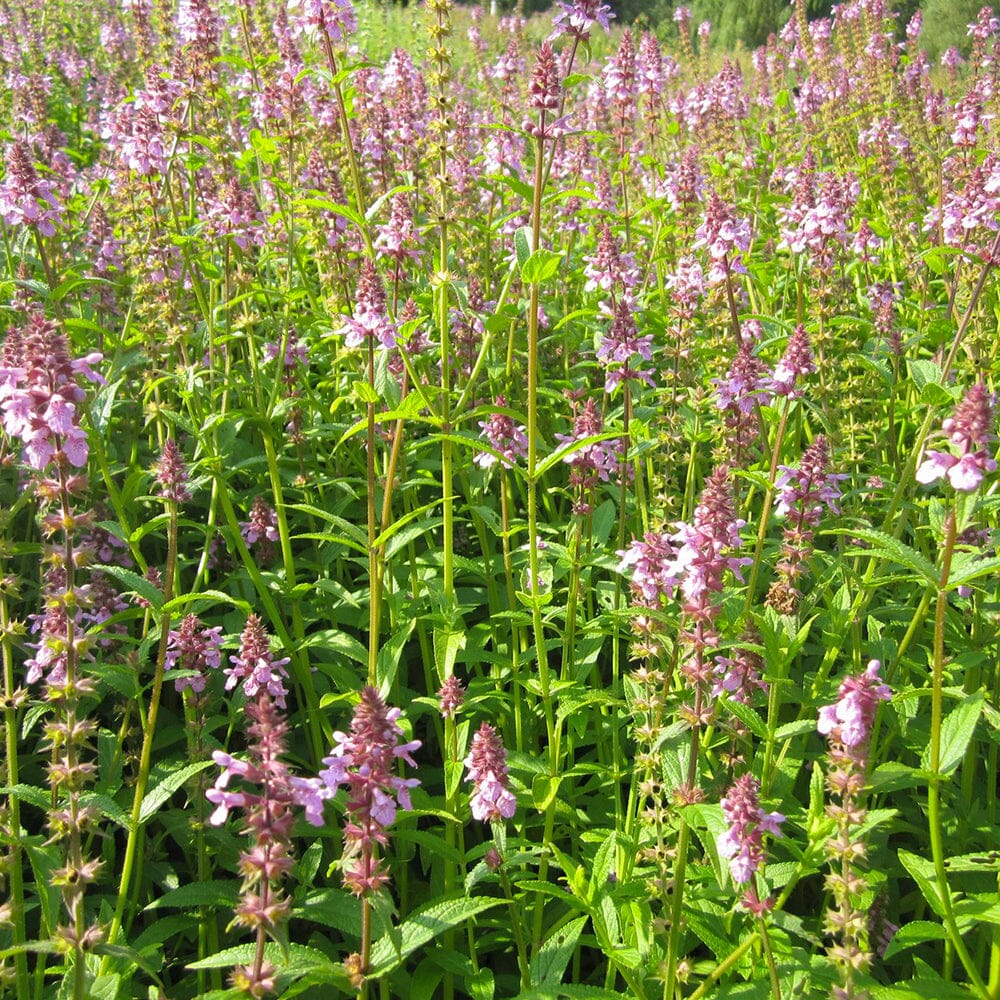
[774,719,817,740]
[521,248,564,284]
[872,979,975,1000]
[907,359,942,391]
[468,968,495,1000]
[531,916,587,987]
[93,564,164,611]
[515,987,626,1000]
[187,942,338,975]
[829,528,938,586]
[294,889,362,937]
[723,699,768,739]
[514,226,532,267]
[138,759,214,824]
[145,880,240,911]
[898,850,945,918]
[532,774,560,811]
[922,692,983,776]
[368,897,501,976]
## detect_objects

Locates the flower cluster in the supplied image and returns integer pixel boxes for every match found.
[241,497,280,559]
[717,774,784,900]
[153,438,192,503]
[318,686,420,896]
[339,259,397,350]
[207,694,324,998]
[464,722,516,823]
[916,382,996,492]
[0,141,64,235]
[224,614,291,708]
[819,660,892,994]
[166,613,224,694]
[475,396,528,469]
[0,313,104,474]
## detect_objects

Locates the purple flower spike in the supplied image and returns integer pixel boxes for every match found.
[717,773,784,886]
[916,383,996,492]
[818,660,891,750]
[224,614,291,708]
[465,722,516,823]
[319,687,421,897]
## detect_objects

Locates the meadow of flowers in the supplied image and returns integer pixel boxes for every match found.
[0,0,998,996]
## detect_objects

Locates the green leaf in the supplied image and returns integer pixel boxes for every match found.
[774,719,817,740]
[514,226,532,268]
[138,760,214,824]
[521,248,564,285]
[187,943,338,976]
[907,359,942,392]
[921,691,983,776]
[723,699,768,739]
[872,979,975,1000]
[145,880,240,911]
[93,564,164,611]
[468,968,495,1000]
[898,850,945,918]
[515,986,630,999]
[368,897,502,976]
[294,889,362,937]
[531,916,587,987]
[828,527,939,586]
[532,774,561,811]
[376,620,416,694]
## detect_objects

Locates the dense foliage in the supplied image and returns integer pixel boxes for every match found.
[0,0,998,998]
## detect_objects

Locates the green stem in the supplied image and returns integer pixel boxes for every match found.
[928,510,990,996]
[1,586,29,997]
[102,500,178,961]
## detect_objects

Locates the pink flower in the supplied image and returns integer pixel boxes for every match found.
[717,774,784,886]
[319,687,421,896]
[464,722,516,822]
[818,660,891,749]
[916,383,996,492]
[224,614,290,708]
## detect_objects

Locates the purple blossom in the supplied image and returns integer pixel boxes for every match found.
[774,437,847,522]
[916,383,996,492]
[153,438,192,503]
[616,532,679,606]
[550,0,614,42]
[818,660,891,750]
[224,614,291,708]
[693,193,752,285]
[475,396,528,470]
[597,300,655,394]
[262,333,308,369]
[318,686,420,896]
[374,193,423,265]
[717,774,784,885]
[0,313,104,473]
[240,497,279,548]
[464,722,516,823]
[0,141,63,235]
[438,675,465,718]
[713,341,771,415]
[769,325,815,399]
[290,0,357,43]
[339,259,397,350]
[166,613,223,694]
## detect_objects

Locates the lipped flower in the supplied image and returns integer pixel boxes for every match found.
[916,382,996,492]
[318,686,420,896]
[464,722,516,823]
[475,396,528,470]
[717,774,784,887]
[818,659,891,751]
[224,614,291,708]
